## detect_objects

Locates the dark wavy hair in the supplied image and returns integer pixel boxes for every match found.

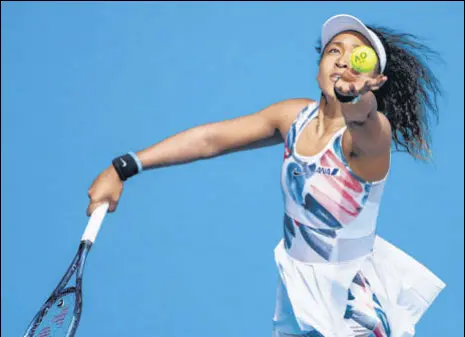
[316,26,443,161]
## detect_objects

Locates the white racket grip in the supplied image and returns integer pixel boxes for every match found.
[81,202,109,243]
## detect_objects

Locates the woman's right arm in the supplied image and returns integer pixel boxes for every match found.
[86,98,312,215]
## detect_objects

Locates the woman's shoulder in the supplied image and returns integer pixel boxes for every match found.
[272,98,316,137]
[276,97,316,120]
[279,97,316,110]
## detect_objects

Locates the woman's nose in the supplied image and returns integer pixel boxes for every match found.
[336,58,349,69]
[336,51,352,69]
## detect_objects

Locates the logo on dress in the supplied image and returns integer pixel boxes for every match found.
[315,166,339,176]
[292,165,339,177]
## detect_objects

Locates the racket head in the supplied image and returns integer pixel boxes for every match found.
[24,204,107,337]
[24,242,92,337]
[24,287,82,337]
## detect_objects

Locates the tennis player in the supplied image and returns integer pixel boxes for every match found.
[87,14,445,337]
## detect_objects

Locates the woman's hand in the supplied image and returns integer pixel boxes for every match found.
[335,69,388,97]
[87,166,123,216]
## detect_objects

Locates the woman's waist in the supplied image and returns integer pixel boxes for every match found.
[283,204,378,234]
[283,212,376,264]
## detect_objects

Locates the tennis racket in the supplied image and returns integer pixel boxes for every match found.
[23,202,110,337]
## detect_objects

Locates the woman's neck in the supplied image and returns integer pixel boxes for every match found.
[316,95,346,135]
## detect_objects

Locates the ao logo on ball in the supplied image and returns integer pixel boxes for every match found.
[350,46,378,73]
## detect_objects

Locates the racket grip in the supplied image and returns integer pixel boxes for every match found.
[81,202,109,243]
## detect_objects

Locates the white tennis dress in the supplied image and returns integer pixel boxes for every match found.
[272,101,445,337]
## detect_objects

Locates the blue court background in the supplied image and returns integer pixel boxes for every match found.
[2,2,463,336]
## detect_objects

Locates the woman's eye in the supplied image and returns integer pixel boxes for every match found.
[328,48,339,54]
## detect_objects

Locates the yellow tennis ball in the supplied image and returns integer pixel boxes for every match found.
[350,46,378,73]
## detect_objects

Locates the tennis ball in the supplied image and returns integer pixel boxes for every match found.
[350,46,378,73]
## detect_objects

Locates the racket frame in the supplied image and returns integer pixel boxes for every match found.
[24,203,108,337]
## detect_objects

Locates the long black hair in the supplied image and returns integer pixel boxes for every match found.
[316,26,443,161]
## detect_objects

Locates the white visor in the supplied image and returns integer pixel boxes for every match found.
[321,14,387,73]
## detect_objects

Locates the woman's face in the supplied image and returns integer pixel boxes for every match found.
[317,31,379,100]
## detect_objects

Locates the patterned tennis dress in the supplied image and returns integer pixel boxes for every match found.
[272,102,445,337]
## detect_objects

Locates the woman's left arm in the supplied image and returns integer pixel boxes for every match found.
[336,74,392,156]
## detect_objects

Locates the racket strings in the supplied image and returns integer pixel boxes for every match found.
[33,292,77,337]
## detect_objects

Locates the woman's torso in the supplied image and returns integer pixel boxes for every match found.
[280,101,389,264]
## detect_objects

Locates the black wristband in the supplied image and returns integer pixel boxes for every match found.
[112,153,139,181]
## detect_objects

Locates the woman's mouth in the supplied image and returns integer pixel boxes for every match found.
[330,74,342,83]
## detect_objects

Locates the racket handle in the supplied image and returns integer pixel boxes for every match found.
[81,202,109,243]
